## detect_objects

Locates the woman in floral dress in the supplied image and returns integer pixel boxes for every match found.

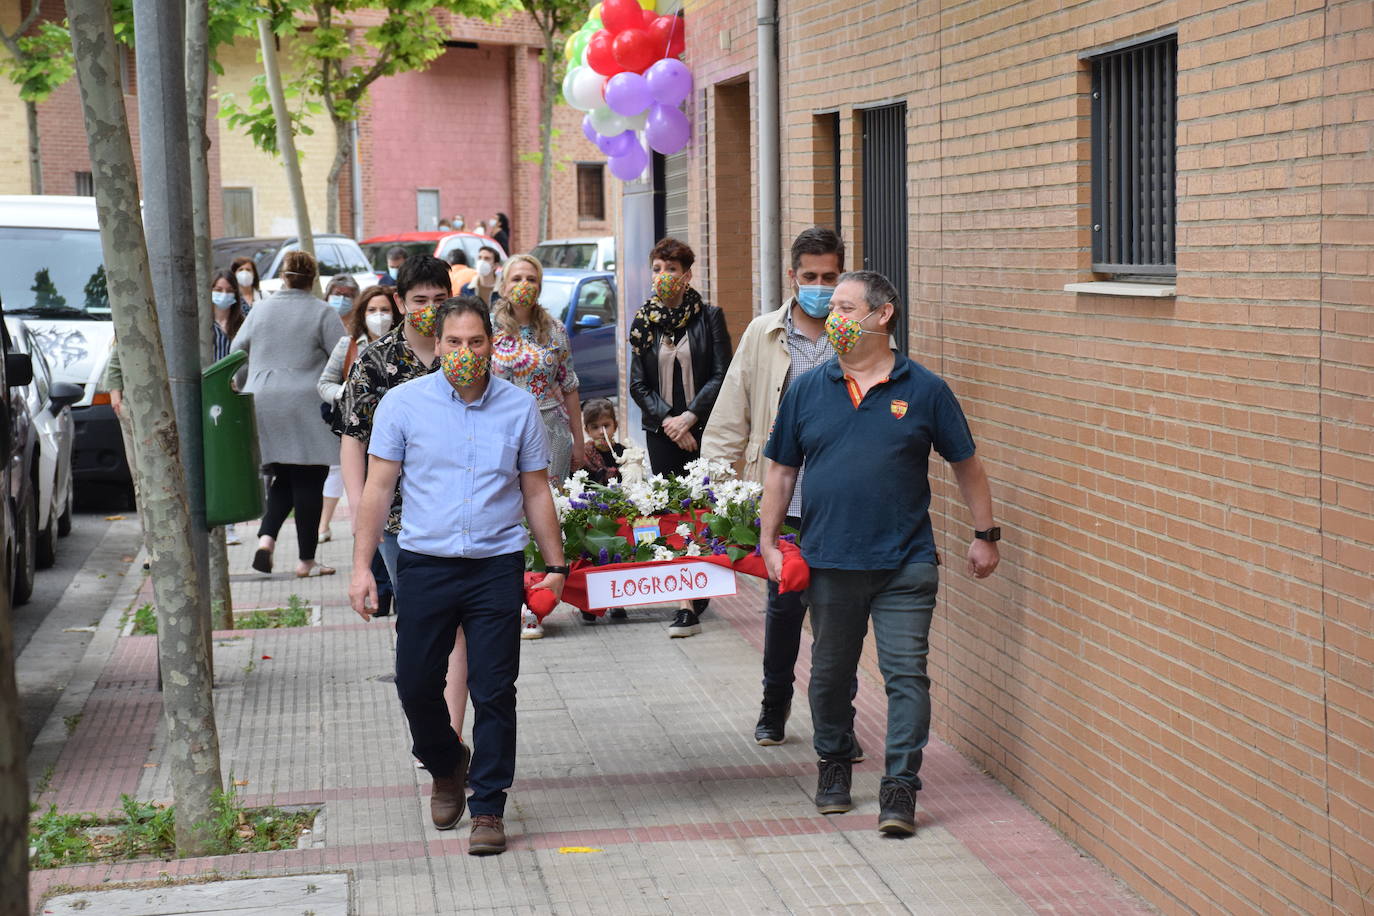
[488,254,585,482]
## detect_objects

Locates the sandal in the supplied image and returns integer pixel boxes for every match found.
[295,564,336,578]
[317,529,332,543]
[251,548,273,574]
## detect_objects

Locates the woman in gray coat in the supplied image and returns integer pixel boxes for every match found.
[231,250,346,577]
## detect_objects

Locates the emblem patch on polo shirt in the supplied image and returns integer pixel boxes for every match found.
[890,399,908,419]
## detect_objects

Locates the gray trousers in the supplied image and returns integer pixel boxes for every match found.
[807,563,939,787]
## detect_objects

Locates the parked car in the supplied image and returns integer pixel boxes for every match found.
[0,303,36,604]
[0,195,127,499]
[210,234,377,295]
[6,317,81,567]
[538,268,618,401]
[360,232,508,280]
[531,237,616,272]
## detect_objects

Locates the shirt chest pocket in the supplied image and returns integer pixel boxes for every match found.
[475,432,521,476]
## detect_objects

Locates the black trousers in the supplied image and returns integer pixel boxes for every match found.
[257,463,329,561]
[394,549,523,817]
[645,427,703,478]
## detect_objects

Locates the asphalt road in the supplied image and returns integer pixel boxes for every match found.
[14,484,141,752]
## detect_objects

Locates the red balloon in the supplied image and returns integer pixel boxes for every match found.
[587,30,624,77]
[641,7,657,28]
[613,28,658,73]
[601,0,643,34]
[669,17,686,57]
[649,15,683,59]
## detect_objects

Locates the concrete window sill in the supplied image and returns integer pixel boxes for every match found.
[1064,281,1176,297]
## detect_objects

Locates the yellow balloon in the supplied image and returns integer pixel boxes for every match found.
[564,33,577,60]
[590,3,603,19]
[637,0,654,8]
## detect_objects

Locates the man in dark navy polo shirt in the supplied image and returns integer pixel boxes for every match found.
[760,269,1000,837]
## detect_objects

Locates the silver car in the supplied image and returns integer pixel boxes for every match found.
[530,237,616,272]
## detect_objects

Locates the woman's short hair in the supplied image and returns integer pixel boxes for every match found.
[650,238,695,271]
[280,250,318,290]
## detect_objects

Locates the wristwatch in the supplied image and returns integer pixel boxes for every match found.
[543,565,570,575]
[973,528,1001,542]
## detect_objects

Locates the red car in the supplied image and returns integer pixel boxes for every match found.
[359,231,508,280]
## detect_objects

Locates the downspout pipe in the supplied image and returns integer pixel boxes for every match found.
[350,119,364,239]
[757,0,780,314]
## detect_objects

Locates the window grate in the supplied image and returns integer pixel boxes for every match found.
[1090,35,1176,277]
[577,163,606,222]
[74,171,94,196]
[861,102,909,353]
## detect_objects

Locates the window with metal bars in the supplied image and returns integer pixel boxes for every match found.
[74,172,94,196]
[577,163,605,222]
[1090,34,1176,278]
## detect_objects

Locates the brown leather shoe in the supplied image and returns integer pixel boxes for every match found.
[468,814,506,855]
[430,742,471,830]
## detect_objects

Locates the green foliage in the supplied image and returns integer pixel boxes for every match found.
[236,594,312,629]
[218,73,320,158]
[28,806,95,868]
[83,265,108,312]
[1,20,74,104]
[131,603,157,635]
[30,268,67,309]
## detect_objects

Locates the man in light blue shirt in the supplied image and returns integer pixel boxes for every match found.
[349,297,567,856]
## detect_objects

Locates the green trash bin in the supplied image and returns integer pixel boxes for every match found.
[202,351,264,528]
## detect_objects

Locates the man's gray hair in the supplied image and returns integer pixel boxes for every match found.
[838,270,902,316]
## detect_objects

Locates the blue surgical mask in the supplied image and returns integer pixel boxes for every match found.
[796,285,834,318]
[211,290,235,310]
[328,295,351,315]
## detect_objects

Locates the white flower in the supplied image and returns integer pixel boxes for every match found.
[684,541,702,557]
[570,468,590,484]
[675,523,692,539]
[552,494,573,519]
[652,545,677,561]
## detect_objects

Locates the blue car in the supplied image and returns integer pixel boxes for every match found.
[538,268,618,401]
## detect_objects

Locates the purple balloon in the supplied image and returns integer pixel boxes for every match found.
[645,103,690,155]
[601,130,636,158]
[609,142,648,181]
[604,72,653,118]
[645,58,692,107]
[581,114,599,145]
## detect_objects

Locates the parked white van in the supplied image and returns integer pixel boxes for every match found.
[0,195,129,497]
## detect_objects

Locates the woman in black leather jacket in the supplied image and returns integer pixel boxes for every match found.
[628,238,733,477]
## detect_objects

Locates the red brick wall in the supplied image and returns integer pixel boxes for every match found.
[677,0,1374,912]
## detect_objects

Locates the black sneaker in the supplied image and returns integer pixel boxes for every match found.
[668,607,701,638]
[848,732,865,763]
[877,777,918,836]
[580,611,598,624]
[754,696,791,746]
[814,757,853,814]
[609,607,627,619]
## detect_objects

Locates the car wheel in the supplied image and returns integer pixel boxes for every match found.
[13,486,37,605]
[57,484,73,537]
[37,493,57,569]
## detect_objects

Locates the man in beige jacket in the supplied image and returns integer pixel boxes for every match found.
[701,227,861,754]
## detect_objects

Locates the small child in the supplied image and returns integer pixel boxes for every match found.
[581,398,626,486]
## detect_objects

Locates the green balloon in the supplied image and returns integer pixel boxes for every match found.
[585,17,602,32]
[572,30,591,61]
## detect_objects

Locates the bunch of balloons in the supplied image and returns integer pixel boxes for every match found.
[561,0,691,182]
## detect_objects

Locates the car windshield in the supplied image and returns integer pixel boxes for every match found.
[0,226,109,319]
[532,243,597,270]
[538,279,576,321]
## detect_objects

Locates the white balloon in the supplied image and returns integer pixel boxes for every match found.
[570,67,608,112]
[562,68,582,108]
[590,105,630,137]
[622,111,648,131]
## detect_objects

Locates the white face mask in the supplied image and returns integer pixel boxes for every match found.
[211,290,235,310]
[477,260,494,278]
[235,269,255,289]
[365,312,393,338]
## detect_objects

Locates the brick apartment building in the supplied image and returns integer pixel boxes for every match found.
[649,0,1372,912]
[0,1,611,252]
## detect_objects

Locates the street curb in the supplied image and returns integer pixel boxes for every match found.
[26,540,148,797]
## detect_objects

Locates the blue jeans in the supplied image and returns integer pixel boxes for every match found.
[807,563,938,786]
[393,549,524,817]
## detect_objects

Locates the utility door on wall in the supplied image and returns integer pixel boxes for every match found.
[861,102,909,353]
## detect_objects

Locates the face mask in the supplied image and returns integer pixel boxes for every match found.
[824,309,883,355]
[476,260,494,278]
[211,290,235,310]
[365,312,393,337]
[441,346,489,388]
[796,285,834,318]
[327,295,351,315]
[406,304,437,336]
[652,272,684,302]
[454,218,465,229]
[506,280,539,311]
[388,266,400,279]
[235,270,254,289]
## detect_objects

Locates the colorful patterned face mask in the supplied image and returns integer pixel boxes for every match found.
[652,272,685,302]
[441,346,489,388]
[824,309,881,355]
[506,280,539,311]
[407,304,437,336]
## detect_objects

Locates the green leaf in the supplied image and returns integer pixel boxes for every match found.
[729,524,759,547]
[585,532,629,555]
[703,513,732,538]
[726,546,751,563]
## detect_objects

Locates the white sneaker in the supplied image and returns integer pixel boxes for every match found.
[225,524,241,546]
[520,608,544,640]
